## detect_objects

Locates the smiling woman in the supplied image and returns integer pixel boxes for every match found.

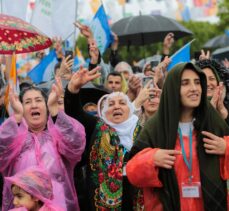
[0,78,86,211]
[126,62,229,211]
[196,59,229,122]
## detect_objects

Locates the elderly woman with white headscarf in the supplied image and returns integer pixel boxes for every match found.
[64,67,143,211]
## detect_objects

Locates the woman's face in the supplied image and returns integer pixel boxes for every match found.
[105,95,130,124]
[180,69,202,111]
[22,89,47,132]
[202,67,218,97]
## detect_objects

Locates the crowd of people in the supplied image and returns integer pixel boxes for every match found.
[0,22,228,211]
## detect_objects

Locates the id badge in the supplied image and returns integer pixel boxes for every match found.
[123,165,126,176]
[181,182,201,198]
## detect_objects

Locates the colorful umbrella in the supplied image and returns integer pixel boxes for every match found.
[0,14,52,54]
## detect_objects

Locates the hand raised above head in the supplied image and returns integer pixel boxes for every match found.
[111,31,119,51]
[9,86,23,122]
[128,75,141,92]
[199,49,210,60]
[74,21,93,40]
[222,58,229,69]
[48,77,63,116]
[59,55,74,75]
[68,66,101,94]
[163,32,175,49]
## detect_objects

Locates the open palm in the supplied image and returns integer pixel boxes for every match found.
[68,66,101,93]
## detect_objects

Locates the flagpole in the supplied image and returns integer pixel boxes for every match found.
[0,0,3,13]
[73,0,78,53]
[30,0,37,23]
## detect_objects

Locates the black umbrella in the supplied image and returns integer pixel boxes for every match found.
[111,14,193,46]
[212,46,229,61]
[204,34,229,49]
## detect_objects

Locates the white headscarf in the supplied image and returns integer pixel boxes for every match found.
[98,92,139,151]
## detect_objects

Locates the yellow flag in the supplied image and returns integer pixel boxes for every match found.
[4,53,17,114]
[118,0,126,6]
[89,0,100,14]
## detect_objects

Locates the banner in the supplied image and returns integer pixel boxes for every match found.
[1,0,29,21]
[31,0,76,39]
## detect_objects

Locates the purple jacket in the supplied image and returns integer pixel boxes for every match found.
[0,111,86,211]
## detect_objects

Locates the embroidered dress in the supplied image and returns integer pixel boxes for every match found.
[89,119,142,210]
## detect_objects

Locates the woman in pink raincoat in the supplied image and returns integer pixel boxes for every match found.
[0,78,86,211]
[6,166,64,211]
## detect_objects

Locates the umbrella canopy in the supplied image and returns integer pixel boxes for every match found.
[204,34,229,49]
[212,46,229,61]
[136,55,162,69]
[0,14,52,54]
[111,14,193,46]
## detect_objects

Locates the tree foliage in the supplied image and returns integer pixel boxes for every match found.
[217,0,229,31]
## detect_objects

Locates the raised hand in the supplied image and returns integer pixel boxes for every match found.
[210,85,220,109]
[127,75,142,101]
[134,80,161,109]
[199,49,210,60]
[216,82,228,119]
[153,56,170,87]
[154,149,181,169]
[59,55,74,80]
[68,66,101,94]
[47,77,63,116]
[222,58,229,69]
[9,87,23,122]
[202,131,226,155]
[74,21,93,40]
[111,31,119,51]
[163,33,174,55]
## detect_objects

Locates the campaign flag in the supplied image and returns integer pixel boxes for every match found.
[1,0,29,21]
[90,5,114,54]
[28,50,57,84]
[167,40,194,71]
[4,53,19,115]
[31,0,76,39]
[89,0,100,14]
[118,0,126,6]
[73,47,86,71]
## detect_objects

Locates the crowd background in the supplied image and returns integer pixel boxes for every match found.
[0,0,229,210]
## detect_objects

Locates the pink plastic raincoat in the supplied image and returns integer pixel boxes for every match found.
[6,166,64,211]
[0,111,86,211]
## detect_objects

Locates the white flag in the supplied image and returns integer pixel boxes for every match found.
[31,0,53,37]
[31,0,76,39]
[1,0,29,20]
